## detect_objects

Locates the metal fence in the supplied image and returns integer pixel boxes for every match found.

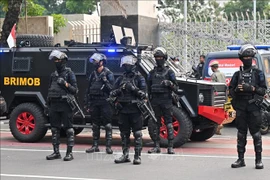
[158,12,270,72]
[68,18,100,43]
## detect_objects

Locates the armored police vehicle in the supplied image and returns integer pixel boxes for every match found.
[203,45,270,134]
[0,34,227,147]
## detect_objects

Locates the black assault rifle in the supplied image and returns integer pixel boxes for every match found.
[248,94,270,112]
[62,94,85,119]
[131,99,157,123]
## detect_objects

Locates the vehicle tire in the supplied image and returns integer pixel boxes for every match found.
[148,106,193,148]
[190,125,218,141]
[9,103,48,142]
[16,34,54,47]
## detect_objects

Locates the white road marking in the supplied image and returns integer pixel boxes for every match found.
[1,147,270,159]
[0,174,115,180]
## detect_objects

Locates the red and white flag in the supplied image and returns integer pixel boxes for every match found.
[7,23,16,48]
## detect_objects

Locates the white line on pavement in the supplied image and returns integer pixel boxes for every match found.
[0,174,115,180]
[1,147,270,160]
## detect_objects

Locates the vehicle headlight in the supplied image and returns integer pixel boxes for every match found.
[199,93,204,103]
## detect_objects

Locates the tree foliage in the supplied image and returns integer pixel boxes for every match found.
[52,14,67,34]
[159,0,223,22]
[223,0,270,20]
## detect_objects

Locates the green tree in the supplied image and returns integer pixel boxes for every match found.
[52,14,67,34]
[159,0,222,22]
[32,0,97,14]
[223,0,270,21]
[0,0,23,46]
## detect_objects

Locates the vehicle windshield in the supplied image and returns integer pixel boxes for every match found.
[204,58,258,84]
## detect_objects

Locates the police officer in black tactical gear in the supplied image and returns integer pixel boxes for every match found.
[110,55,147,165]
[46,50,78,161]
[229,44,266,169]
[147,47,178,154]
[85,53,115,154]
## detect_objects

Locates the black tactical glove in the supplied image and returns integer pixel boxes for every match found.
[242,83,254,92]
[137,90,146,100]
[161,80,173,87]
[125,82,136,91]
[110,89,122,97]
[235,84,243,92]
[57,77,67,86]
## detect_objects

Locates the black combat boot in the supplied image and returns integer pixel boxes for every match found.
[46,128,61,160]
[105,123,113,154]
[86,124,100,153]
[167,123,175,154]
[63,146,74,161]
[115,133,131,164]
[167,140,175,154]
[252,132,264,169]
[231,153,246,168]
[63,128,74,161]
[231,132,246,168]
[46,145,61,160]
[133,131,142,165]
[148,126,161,154]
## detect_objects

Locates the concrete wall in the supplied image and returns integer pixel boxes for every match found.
[0,16,53,36]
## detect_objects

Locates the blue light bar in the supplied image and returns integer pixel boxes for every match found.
[227,45,270,51]
[108,49,115,52]
[0,49,3,53]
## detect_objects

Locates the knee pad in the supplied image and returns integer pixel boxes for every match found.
[237,132,247,139]
[66,128,74,136]
[105,123,112,131]
[252,131,261,141]
[51,127,58,134]
[133,131,142,138]
[93,123,100,131]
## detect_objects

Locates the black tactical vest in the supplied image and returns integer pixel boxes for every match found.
[47,68,71,98]
[117,73,139,103]
[237,68,256,96]
[89,68,109,97]
[151,67,171,94]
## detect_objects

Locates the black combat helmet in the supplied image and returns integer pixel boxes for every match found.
[238,44,257,58]
[153,47,168,60]
[89,53,107,65]
[120,55,137,73]
[49,50,68,61]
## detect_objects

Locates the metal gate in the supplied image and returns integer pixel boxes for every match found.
[158,12,270,72]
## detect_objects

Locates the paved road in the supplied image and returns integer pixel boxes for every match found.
[1,121,270,180]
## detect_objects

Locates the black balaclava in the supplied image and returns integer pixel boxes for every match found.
[54,60,66,72]
[241,58,253,68]
[123,64,136,74]
[156,59,165,67]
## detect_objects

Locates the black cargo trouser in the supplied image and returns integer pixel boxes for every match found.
[235,109,262,135]
[90,101,113,126]
[49,101,73,130]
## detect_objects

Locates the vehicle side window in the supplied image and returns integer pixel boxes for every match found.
[263,55,270,74]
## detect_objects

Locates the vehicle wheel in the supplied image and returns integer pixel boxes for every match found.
[190,125,218,141]
[16,34,54,47]
[9,103,48,142]
[148,106,193,148]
